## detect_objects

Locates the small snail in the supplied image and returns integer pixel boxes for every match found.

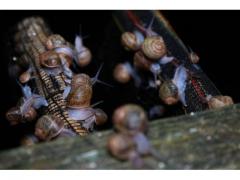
[112,104,148,134]
[121,31,144,51]
[207,95,234,109]
[39,51,61,68]
[159,80,179,105]
[113,63,132,83]
[189,52,200,64]
[141,36,167,60]
[133,50,152,70]
[45,34,66,50]
[66,84,93,109]
[35,115,64,141]
[74,35,92,67]
[19,69,32,83]
[94,108,108,126]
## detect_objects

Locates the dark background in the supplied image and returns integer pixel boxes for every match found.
[0,10,239,150]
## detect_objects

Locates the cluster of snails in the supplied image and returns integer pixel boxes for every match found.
[108,104,161,168]
[6,18,108,145]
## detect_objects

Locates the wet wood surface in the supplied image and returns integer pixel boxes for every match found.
[1,104,240,169]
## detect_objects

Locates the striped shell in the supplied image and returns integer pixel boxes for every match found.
[141,36,167,60]
[121,32,139,51]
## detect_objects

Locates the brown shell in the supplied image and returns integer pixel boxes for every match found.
[159,80,179,105]
[39,51,61,68]
[141,36,167,60]
[35,115,64,141]
[208,95,234,109]
[121,32,140,51]
[45,34,66,50]
[24,107,37,122]
[71,73,92,89]
[6,106,22,125]
[112,104,148,134]
[66,84,93,108]
[94,108,108,125]
[107,133,135,160]
[19,71,31,84]
[133,51,152,70]
[113,63,132,83]
[77,47,92,67]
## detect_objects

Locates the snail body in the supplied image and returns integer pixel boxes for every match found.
[112,104,148,134]
[141,36,167,60]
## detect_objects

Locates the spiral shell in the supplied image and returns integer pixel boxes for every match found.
[77,47,92,67]
[66,84,93,108]
[40,51,61,68]
[45,34,66,50]
[107,133,135,160]
[35,115,64,141]
[141,36,167,60]
[113,63,132,83]
[159,80,179,105]
[112,104,148,134]
[133,51,152,70]
[121,32,140,51]
[208,95,234,109]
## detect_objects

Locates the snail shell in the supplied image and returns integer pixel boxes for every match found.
[76,47,92,67]
[66,84,93,108]
[141,36,167,60]
[24,107,37,122]
[35,115,64,141]
[112,104,148,134]
[107,133,135,160]
[208,95,234,109]
[71,73,92,89]
[94,108,108,126]
[121,32,143,51]
[6,106,22,125]
[40,51,61,68]
[189,52,200,64]
[45,34,66,50]
[159,80,179,105]
[113,63,132,83]
[133,51,152,70]
[19,71,31,84]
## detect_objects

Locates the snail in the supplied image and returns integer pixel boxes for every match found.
[45,34,67,50]
[159,80,179,105]
[133,50,152,70]
[207,95,234,109]
[188,47,200,64]
[74,35,92,67]
[112,104,148,134]
[20,134,39,146]
[35,115,75,141]
[141,36,167,60]
[121,31,144,51]
[39,50,61,68]
[19,70,32,84]
[113,63,132,83]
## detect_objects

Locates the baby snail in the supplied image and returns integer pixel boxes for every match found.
[141,36,167,60]
[20,134,39,146]
[133,50,152,71]
[112,104,148,134]
[40,51,61,68]
[207,95,234,109]
[121,31,144,51]
[74,35,92,67]
[35,115,65,141]
[94,108,108,126]
[159,80,179,105]
[113,63,132,83]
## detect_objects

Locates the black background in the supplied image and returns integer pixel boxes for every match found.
[0,10,239,150]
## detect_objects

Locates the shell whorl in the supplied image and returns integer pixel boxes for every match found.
[121,32,140,51]
[141,36,167,60]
